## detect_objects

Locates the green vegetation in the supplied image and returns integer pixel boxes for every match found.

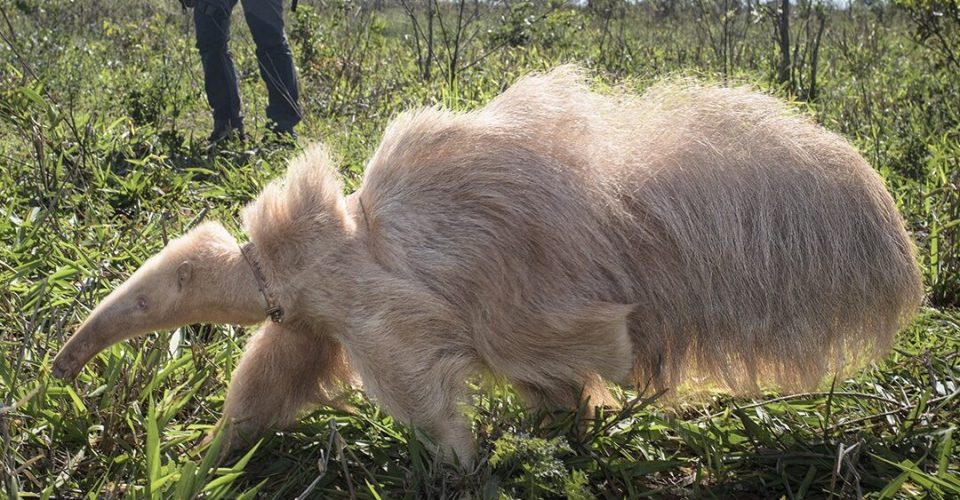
[1,0,957,497]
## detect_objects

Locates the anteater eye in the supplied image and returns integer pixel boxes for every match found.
[137,297,148,311]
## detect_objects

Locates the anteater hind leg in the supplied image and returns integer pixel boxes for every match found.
[490,301,635,421]
[513,373,619,420]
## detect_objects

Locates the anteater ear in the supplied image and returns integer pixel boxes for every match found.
[177,261,193,290]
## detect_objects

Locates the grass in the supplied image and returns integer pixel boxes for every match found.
[1,0,958,497]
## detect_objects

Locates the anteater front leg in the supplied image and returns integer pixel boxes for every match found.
[351,345,477,467]
[211,322,352,455]
[344,304,478,467]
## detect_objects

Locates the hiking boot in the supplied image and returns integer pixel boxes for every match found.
[207,120,246,146]
[263,124,298,147]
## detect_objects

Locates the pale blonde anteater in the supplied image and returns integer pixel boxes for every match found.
[53,67,923,464]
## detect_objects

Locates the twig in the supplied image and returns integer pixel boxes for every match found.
[826,390,958,432]
[7,280,47,406]
[699,391,902,420]
[333,422,356,499]
[829,440,862,498]
[295,421,337,500]
[1,405,17,498]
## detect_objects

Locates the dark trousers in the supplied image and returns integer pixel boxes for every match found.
[194,0,301,132]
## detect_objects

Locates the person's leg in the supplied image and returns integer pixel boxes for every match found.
[241,0,302,134]
[194,0,244,139]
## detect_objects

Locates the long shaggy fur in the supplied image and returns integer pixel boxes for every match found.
[238,67,921,459]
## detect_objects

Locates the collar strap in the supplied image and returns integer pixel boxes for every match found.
[239,242,284,323]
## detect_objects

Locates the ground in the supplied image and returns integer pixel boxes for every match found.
[0,0,958,497]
